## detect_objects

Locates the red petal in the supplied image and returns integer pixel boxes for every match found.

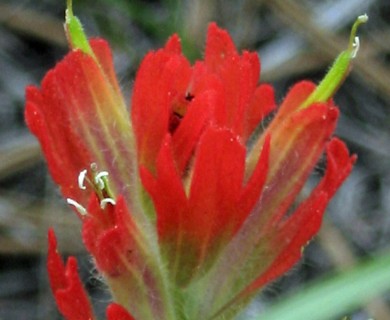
[141,135,193,284]
[95,228,128,276]
[188,128,246,241]
[205,23,237,72]
[106,303,135,320]
[275,80,317,118]
[171,90,215,173]
[82,195,114,257]
[164,34,182,54]
[131,46,192,173]
[55,258,96,320]
[254,81,317,151]
[239,134,270,216]
[25,86,91,205]
[47,230,95,320]
[315,137,357,198]
[47,229,67,292]
[82,196,139,277]
[140,135,188,241]
[89,38,123,95]
[187,62,226,130]
[222,52,260,134]
[243,84,276,140]
[204,24,272,142]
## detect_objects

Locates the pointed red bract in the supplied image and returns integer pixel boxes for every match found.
[106,303,135,320]
[204,23,276,140]
[47,229,95,320]
[131,37,192,173]
[82,195,140,277]
[205,23,237,72]
[25,85,92,206]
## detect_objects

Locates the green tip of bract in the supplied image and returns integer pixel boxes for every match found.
[65,0,94,56]
[300,14,368,109]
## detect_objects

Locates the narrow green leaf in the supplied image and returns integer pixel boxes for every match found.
[252,251,390,320]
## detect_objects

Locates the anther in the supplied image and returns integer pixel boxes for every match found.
[95,171,109,190]
[100,198,116,209]
[67,198,87,216]
[78,169,88,190]
[351,36,360,59]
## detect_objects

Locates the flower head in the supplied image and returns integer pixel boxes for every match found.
[25,3,365,319]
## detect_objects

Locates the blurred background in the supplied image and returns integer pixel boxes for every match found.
[0,0,390,319]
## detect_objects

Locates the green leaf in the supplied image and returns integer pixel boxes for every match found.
[251,250,390,320]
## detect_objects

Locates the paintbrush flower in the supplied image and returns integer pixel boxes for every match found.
[25,2,366,318]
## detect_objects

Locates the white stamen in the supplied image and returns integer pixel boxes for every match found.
[351,36,360,59]
[67,198,87,216]
[94,171,109,190]
[78,169,88,190]
[100,198,116,209]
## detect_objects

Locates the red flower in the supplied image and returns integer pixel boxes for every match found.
[134,25,355,291]
[26,5,365,319]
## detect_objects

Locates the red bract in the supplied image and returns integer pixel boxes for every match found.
[134,25,355,292]
[48,231,95,320]
[47,229,135,320]
[47,229,95,320]
[106,304,135,320]
[82,195,139,277]
[26,8,359,318]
